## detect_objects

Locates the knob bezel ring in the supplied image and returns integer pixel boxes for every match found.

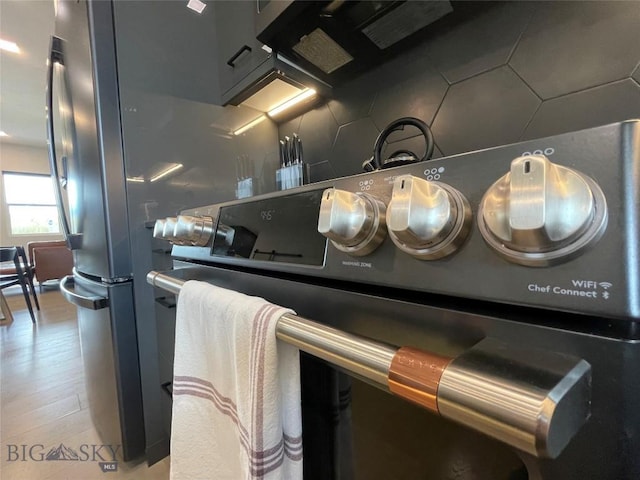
[329,194,387,257]
[477,175,608,267]
[388,184,472,260]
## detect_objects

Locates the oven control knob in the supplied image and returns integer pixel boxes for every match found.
[318,188,386,256]
[161,217,182,244]
[387,175,471,259]
[152,217,182,245]
[152,219,167,240]
[478,154,607,266]
[174,215,214,246]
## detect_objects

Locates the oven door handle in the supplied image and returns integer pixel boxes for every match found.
[147,270,591,459]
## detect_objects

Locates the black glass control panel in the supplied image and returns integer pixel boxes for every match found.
[212,189,327,266]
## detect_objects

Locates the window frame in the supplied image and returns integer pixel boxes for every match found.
[2,171,61,236]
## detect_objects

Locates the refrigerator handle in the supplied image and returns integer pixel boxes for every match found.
[46,36,82,250]
[60,275,109,311]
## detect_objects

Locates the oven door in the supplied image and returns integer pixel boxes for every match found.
[298,356,527,480]
[150,263,639,480]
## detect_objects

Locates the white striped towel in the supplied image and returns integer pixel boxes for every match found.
[170,280,302,480]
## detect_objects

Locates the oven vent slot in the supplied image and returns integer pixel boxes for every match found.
[147,270,591,459]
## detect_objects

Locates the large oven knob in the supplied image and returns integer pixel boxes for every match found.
[387,175,471,259]
[174,215,214,246]
[478,154,607,266]
[318,188,386,256]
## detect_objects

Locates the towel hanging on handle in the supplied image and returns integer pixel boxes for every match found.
[170,280,302,480]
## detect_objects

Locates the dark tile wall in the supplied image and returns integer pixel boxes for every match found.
[278,1,640,183]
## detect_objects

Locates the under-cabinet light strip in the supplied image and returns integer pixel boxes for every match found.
[268,89,316,118]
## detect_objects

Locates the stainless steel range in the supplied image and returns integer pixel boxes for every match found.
[149,120,640,479]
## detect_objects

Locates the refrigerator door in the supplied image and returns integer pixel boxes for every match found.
[60,273,144,461]
[49,0,132,280]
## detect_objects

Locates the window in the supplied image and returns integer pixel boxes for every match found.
[3,172,61,235]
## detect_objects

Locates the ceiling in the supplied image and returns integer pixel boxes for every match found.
[0,0,55,148]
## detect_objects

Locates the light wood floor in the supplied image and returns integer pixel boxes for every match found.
[0,287,170,480]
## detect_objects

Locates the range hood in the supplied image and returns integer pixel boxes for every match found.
[221,1,452,123]
[224,50,331,121]
[256,1,453,86]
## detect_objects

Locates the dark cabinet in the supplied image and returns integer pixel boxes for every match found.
[214,1,271,104]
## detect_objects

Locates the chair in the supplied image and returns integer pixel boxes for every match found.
[17,246,40,310]
[27,241,73,291]
[0,247,39,323]
[1,247,40,311]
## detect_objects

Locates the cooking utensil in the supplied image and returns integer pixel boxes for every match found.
[296,134,303,164]
[279,140,286,168]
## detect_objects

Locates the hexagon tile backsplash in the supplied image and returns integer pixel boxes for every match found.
[279,0,640,183]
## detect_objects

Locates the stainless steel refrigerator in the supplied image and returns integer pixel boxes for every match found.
[47,0,280,464]
[48,0,145,462]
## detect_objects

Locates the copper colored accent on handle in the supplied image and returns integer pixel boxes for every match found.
[388,347,452,413]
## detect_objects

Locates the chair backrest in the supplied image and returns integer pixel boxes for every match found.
[0,247,21,280]
[16,246,30,267]
[27,240,67,265]
[0,247,18,264]
[0,246,39,322]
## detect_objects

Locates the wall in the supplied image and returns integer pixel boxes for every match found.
[278,1,640,182]
[0,142,64,248]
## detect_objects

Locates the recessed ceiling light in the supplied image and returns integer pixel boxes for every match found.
[0,131,8,137]
[0,39,20,54]
[186,0,206,14]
